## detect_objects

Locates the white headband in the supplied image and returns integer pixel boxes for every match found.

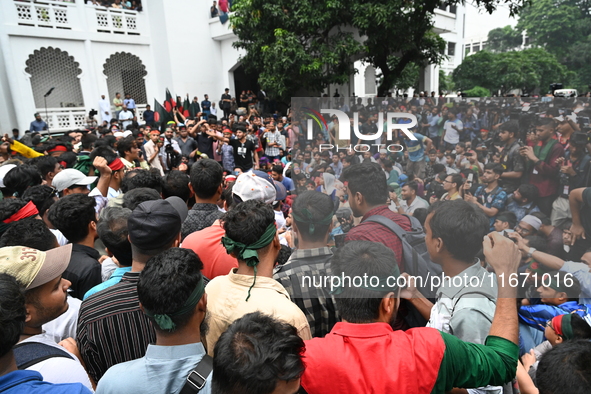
[521,215,542,231]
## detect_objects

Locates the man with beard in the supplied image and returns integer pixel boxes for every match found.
[96,248,212,393]
[498,120,524,194]
[0,244,93,389]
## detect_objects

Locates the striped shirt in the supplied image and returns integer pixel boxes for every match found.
[77,272,156,383]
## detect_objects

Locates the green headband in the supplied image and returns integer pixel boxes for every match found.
[144,276,204,331]
[330,266,401,296]
[561,313,575,340]
[292,208,333,236]
[548,275,570,294]
[221,222,277,301]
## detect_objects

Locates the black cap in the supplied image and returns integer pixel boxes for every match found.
[128,197,188,250]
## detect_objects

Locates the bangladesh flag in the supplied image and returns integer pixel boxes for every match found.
[182,97,191,118]
[164,88,176,113]
[189,100,200,118]
[154,99,174,131]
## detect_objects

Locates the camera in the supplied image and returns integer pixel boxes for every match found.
[165,143,175,154]
[571,132,591,145]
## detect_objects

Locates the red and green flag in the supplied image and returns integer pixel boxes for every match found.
[182,96,191,118]
[164,88,176,113]
[154,99,174,131]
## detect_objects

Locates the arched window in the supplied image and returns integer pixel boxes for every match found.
[103,52,147,104]
[364,66,376,95]
[25,47,84,108]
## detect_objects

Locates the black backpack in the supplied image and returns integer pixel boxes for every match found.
[364,214,442,299]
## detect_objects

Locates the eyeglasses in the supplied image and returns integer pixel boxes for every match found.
[515,225,533,235]
[545,319,562,337]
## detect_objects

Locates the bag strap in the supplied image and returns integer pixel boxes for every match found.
[364,214,412,240]
[13,342,74,370]
[179,354,213,394]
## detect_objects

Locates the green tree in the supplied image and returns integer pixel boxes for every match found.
[452,51,496,92]
[439,69,455,93]
[516,0,591,90]
[487,25,523,52]
[453,48,570,94]
[463,86,491,97]
[231,0,526,99]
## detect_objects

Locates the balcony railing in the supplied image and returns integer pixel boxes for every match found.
[11,0,142,36]
[38,104,147,132]
[94,7,140,35]
[14,0,74,30]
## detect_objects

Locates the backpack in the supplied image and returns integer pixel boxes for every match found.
[13,342,74,370]
[364,214,442,299]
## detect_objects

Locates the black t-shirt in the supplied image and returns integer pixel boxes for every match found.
[230,138,255,170]
[221,93,231,109]
[196,133,214,159]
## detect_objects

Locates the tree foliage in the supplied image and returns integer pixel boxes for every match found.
[231,0,526,99]
[453,48,571,95]
[464,86,491,97]
[487,25,523,52]
[516,0,591,89]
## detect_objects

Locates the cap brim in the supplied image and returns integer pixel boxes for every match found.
[165,196,189,222]
[273,181,287,201]
[27,243,72,290]
[77,176,97,186]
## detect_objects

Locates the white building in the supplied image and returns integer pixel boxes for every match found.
[0,0,464,134]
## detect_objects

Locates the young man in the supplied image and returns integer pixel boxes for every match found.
[180,159,224,240]
[209,126,258,171]
[441,109,463,151]
[465,163,507,231]
[497,120,525,194]
[341,163,412,271]
[274,191,339,338]
[117,136,148,171]
[112,92,122,118]
[494,211,517,233]
[159,127,182,173]
[530,211,565,259]
[212,312,304,394]
[96,249,211,393]
[0,273,91,394]
[506,184,541,223]
[174,124,198,165]
[263,126,282,162]
[83,207,133,300]
[329,153,343,179]
[441,173,463,201]
[301,235,521,393]
[144,129,164,176]
[31,156,62,187]
[535,340,591,394]
[77,197,188,382]
[205,199,312,356]
[271,164,294,192]
[405,131,433,179]
[520,117,564,216]
[390,181,429,215]
[48,195,102,300]
[118,105,134,130]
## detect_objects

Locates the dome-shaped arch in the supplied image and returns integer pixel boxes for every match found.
[25,47,84,108]
[103,52,147,104]
[364,65,376,95]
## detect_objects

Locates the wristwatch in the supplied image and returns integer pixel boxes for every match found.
[527,247,536,259]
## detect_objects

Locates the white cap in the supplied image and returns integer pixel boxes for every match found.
[52,169,97,192]
[0,164,17,188]
[232,171,277,204]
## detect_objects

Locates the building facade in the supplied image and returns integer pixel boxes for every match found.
[0,0,464,133]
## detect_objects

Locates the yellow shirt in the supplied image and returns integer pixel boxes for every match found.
[204,268,312,356]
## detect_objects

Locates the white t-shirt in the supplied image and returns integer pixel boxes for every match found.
[21,333,92,390]
[42,296,81,342]
[118,110,134,128]
[274,209,286,230]
[443,119,463,144]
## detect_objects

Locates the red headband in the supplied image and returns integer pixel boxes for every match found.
[48,145,67,153]
[551,315,564,337]
[108,157,125,172]
[3,201,39,224]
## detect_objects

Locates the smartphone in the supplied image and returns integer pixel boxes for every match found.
[467,173,473,184]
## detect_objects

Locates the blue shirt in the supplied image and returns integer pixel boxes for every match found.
[83,267,132,300]
[96,343,212,394]
[0,370,91,393]
[201,100,211,112]
[281,176,295,192]
[29,120,47,132]
[123,98,136,109]
[473,185,507,230]
[406,133,427,162]
[426,114,441,138]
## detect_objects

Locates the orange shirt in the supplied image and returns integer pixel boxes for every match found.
[181,220,238,280]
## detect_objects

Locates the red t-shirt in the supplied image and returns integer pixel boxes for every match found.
[181,220,238,280]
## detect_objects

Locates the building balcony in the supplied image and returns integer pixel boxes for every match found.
[209,14,235,41]
[433,8,457,35]
[5,0,146,38]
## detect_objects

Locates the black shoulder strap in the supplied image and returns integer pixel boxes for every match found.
[364,214,411,240]
[179,355,213,394]
[13,342,74,370]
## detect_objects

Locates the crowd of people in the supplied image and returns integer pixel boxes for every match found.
[85,0,143,11]
[0,93,589,393]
